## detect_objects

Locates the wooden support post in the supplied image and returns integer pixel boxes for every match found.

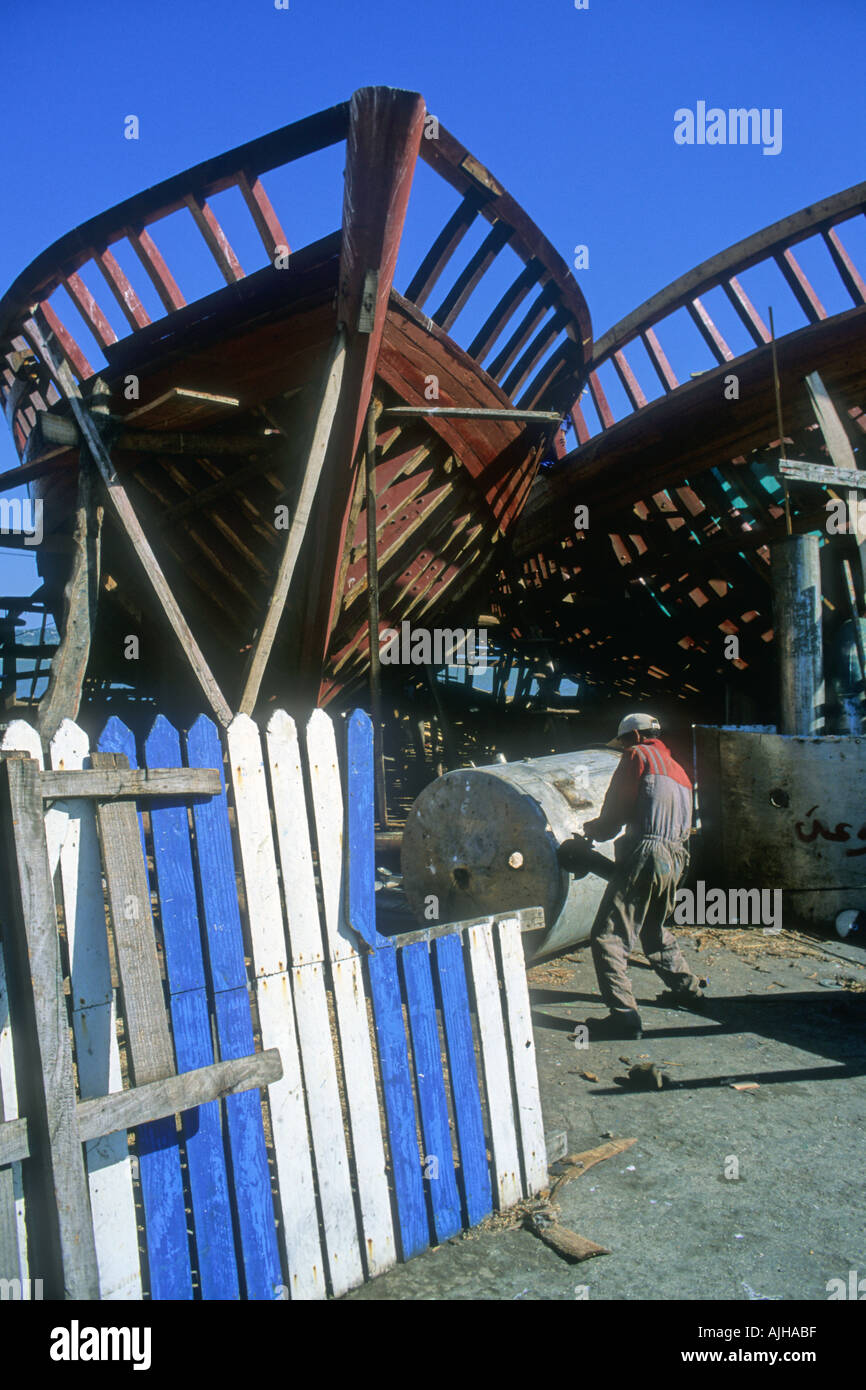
[36,445,100,742]
[365,402,388,827]
[25,320,233,726]
[238,328,347,714]
[804,370,866,613]
[0,757,99,1298]
[770,534,825,736]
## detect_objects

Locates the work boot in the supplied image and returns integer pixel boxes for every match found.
[656,977,708,1013]
[578,1010,643,1040]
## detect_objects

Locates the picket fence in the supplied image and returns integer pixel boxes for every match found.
[0,707,547,1300]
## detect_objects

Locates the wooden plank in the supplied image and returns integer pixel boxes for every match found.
[724,276,770,345]
[304,713,399,1268]
[385,406,561,422]
[0,1115,28,1167]
[226,713,324,1300]
[777,248,827,322]
[687,297,734,363]
[431,934,493,1226]
[62,272,118,350]
[399,941,463,1242]
[779,459,866,489]
[641,326,679,391]
[433,221,512,332]
[341,709,429,1258]
[823,226,866,306]
[94,248,150,330]
[77,1052,282,1142]
[124,386,239,427]
[0,756,99,1298]
[91,751,175,1085]
[465,918,521,1210]
[497,918,547,1196]
[145,715,239,1299]
[237,171,290,257]
[96,716,192,1301]
[186,194,245,283]
[405,191,484,308]
[238,328,347,714]
[49,718,142,1301]
[265,710,366,1294]
[128,228,186,313]
[26,315,234,726]
[185,714,283,1300]
[467,259,545,363]
[40,766,221,798]
[34,301,94,380]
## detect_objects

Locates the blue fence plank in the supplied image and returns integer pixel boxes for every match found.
[97,715,192,1301]
[145,715,239,1300]
[185,713,283,1301]
[432,934,493,1227]
[346,710,429,1258]
[400,941,463,1242]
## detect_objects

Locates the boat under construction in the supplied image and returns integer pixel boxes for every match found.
[1,85,865,943]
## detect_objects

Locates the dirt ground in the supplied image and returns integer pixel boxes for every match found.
[344,923,866,1302]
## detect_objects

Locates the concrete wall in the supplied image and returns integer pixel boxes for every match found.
[693,725,866,928]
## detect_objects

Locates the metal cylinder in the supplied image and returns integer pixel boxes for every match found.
[771,534,825,736]
[401,748,620,958]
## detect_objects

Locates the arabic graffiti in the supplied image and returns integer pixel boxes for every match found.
[795,804,866,857]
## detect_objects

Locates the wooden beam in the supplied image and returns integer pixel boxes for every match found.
[31,409,272,459]
[36,445,100,744]
[40,766,221,799]
[302,88,427,688]
[238,328,347,713]
[0,757,100,1299]
[92,752,177,1087]
[27,319,234,725]
[77,1048,282,1144]
[1,1050,283,1166]
[385,406,562,422]
[805,369,866,609]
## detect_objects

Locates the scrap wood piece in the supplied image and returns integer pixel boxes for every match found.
[549,1135,637,1199]
[524,1212,610,1263]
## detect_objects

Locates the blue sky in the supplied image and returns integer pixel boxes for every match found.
[1,0,864,600]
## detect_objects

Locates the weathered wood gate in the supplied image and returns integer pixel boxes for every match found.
[0,707,546,1300]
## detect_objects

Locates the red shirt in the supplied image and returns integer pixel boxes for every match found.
[593,738,692,844]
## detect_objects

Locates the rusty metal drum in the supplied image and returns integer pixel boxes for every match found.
[401,749,621,958]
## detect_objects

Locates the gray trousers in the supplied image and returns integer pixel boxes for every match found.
[590,836,700,1016]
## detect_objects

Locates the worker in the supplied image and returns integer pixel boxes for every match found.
[559,712,705,1039]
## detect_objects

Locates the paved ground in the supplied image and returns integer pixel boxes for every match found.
[345,923,866,1301]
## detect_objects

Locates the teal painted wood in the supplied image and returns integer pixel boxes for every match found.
[432,935,493,1227]
[400,941,462,1242]
[346,710,429,1258]
[97,716,192,1301]
[185,714,283,1300]
[145,715,239,1300]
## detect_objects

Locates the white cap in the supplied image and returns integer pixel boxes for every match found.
[608,712,661,748]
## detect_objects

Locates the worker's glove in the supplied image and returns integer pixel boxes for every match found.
[557,834,595,875]
[582,818,601,843]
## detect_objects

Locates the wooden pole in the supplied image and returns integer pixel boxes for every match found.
[365,402,388,827]
[771,533,825,735]
[25,319,234,726]
[238,327,347,715]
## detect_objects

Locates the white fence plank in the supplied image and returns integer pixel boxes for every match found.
[266,710,364,1296]
[497,918,548,1196]
[466,918,522,1210]
[227,713,325,1300]
[305,709,397,1277]
[50,719,142,1300]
